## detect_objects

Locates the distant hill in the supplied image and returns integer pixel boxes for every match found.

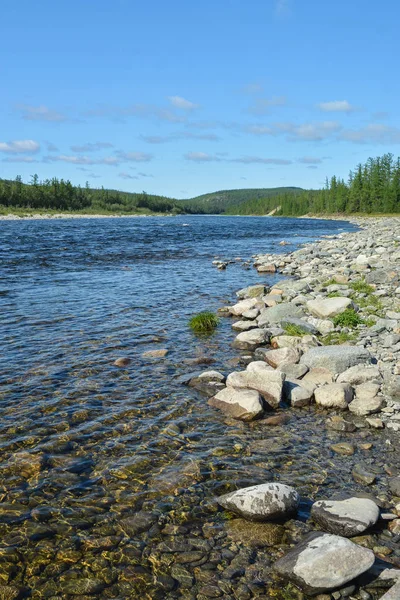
[181,187,303,214]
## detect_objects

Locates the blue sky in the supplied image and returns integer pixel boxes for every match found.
[1,0,399,198]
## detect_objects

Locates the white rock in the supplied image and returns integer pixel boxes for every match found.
[311,497,380,537]
[307,297,352,319]
[314,383,353,409]
[232,328,269,350]
[217,482,299,521]
[208,387,264,421]
[226,364,285,409]
[273,532,375,595]
[337,364,382,385]
[229,298,258,316]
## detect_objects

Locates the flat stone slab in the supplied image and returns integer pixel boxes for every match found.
[300,345,372,374]
[311,497,380,537]
[337,364,382,385]
[217,482,299,521]
[208,387,264,421]
[273,531,375,595]
[258,303,305,327]
[307,297,352,319]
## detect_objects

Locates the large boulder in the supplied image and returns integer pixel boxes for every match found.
[311,497,380,537]
[232,328,269,350]
[226,363,285,409]
[258,303,305,327]
[208,387,264,421]
[217,483,299,521]
[348,382,384,416]
[230,298,258,316]
[314,383,353,409]
[337,364,382,385]
[300,346,372,375]
[284,379,315,407]
[307,297,352,319]
[273,532,375,595]
[262,347,301,368]
[236,284,266,299]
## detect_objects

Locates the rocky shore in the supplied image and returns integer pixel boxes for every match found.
[188,217,400,599]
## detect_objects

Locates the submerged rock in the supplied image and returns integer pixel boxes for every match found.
[208,387,264,421]
[311,497,380,537]
[226,519,286,547]
[273,531,375,595]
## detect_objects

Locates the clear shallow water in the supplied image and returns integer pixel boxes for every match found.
[1,214,391,599]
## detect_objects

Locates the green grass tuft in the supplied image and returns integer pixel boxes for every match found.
[283,323,307,337]
[189,311,219,334]
[322,278,339,287]
[333,309,363,328]
[322,331,357,345]
[350,278,375,295]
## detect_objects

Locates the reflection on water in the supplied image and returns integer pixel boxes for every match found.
[2,215,389,599]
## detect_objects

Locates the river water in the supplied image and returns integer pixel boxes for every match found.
[1,214,389,599]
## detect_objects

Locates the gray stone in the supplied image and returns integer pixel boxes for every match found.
[226,363,285,409]
[281,317,318,335]
[232,328,269,350]
[389,477,400,497]
[379,581,400,600]
[230,298,258,316]
[300,346,372,374]
[348,395,384,416]
[273,532,375,595]
[352,464,376,486]
[236,284,266,299]
[311,497,379,537]
[303,367,333,386]
[279,362,309,379]
[217,482,299,521]
[307,297,353,319]
[232,320,258,332]
[337,365,382,385]
[314,383,353,409]
[284,379,315,407]
[262,347,301,368]
[208,387,264,421]
[257,303,305,327]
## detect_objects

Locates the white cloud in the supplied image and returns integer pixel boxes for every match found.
[44,154,120,166]
[276,120,341,141]
[298,156,322,164]
[231,156,292,165]
[248,96,287,115]
[141,132,220,143]
[115,151,153,162]
[185,152,221,162]
[245,125,275,135]
[340,124,400,144]
[317,100,356,113]
[119,172,139,179]
[2,156,39,163]
[70,142,114,152]
[17,104,69,122]
[168,96,199,110]
[0,139,40,154]
[84,104,185,124]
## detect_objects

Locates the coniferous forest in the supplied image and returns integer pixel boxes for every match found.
[1,153,400,216]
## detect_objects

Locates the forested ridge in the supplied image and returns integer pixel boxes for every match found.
[0,175,181,214]
[1,153,400,216]
[225,154,400,216]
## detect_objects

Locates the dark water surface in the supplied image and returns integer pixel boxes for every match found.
[1,214,388,599]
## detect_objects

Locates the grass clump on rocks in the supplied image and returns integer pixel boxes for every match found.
[283,323,307,337]
[333,309,363,328]
[189,311,219,334]
[350,278,375,294]
[322,331,357,345]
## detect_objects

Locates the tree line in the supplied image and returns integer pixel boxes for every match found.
[0,175,182,214]
[226,154,400,216]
